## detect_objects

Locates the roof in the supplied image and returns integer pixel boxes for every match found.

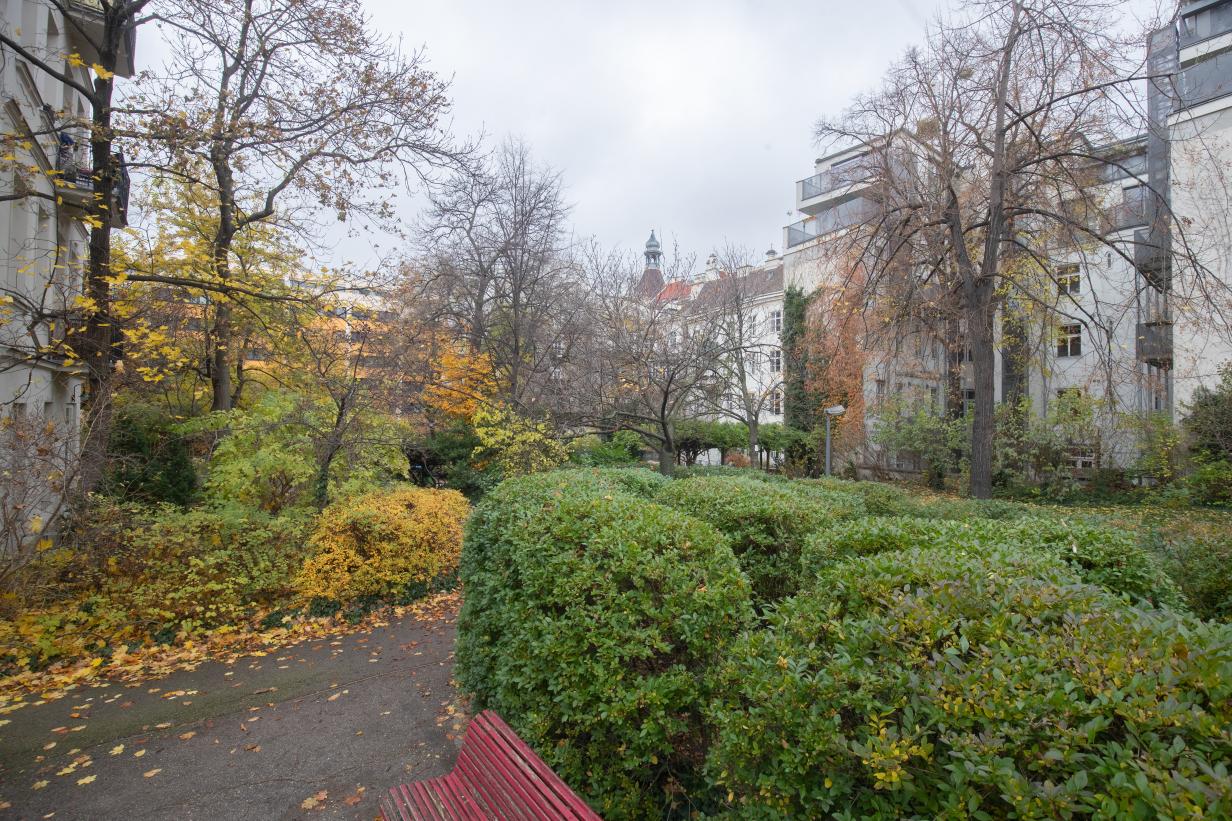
[687,261,784,313]
[657,280,693,302]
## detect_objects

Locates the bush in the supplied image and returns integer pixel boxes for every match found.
[802,477,924,517]
[568,430,643,467]
[803,516,1183,608]
[913,496,1034,521]
[655,476,835,603]
[707,546,1232,818]
[296,486,469,604]
[101,403,197,505]
[671,465,785,482]
[1154,530,1232,621]
[456,472,752,819]
[2,500,314,672]
[1182,460,1232,507]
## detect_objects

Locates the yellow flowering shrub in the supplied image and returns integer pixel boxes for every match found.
[296,486,469,603]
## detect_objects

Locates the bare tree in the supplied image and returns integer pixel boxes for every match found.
[581,244,724,475]
[416,140,585,415]
[814,0,1202,496]
[692,248,784,458]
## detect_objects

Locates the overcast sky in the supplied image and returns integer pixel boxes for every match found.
[136,0,1163,271]
[365,0,946,265]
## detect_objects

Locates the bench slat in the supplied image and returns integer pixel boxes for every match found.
[381,710,602,821]
[463,716,579,819]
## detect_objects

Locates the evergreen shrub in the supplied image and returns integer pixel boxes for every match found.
[456,471,752,819]
[655,476,833,602]
[804,516,1183,608]
[708,546,1232,818]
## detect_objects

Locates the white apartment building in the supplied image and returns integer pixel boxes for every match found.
[636,233,787,463]
[1,0,133,425]
[778,1,1232,473]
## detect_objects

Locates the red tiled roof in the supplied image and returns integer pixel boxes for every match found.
[658,280,693,301]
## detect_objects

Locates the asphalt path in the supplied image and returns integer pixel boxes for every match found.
[0,612,462,820]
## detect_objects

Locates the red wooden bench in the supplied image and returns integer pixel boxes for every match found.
[379,710,602,820]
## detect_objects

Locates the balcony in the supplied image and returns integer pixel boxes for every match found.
[785,197,879,247]
[1136,320,1174,365]
[1179,0,1232,48]
[1177,50,1232,108]
[1133,228,1171,289]
[797,156,876,208]
[55,134,130,228]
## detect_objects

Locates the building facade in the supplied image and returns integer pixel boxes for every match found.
[1,0,134,424]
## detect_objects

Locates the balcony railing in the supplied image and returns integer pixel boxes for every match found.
[1136,320,1174,365]
[1179,1,1232,48]
[798,156,876,201]
[1105,188,1151,231]
[1177,51,1232,107]
[785,197,879,247]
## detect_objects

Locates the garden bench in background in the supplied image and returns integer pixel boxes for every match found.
[380,710,602,820]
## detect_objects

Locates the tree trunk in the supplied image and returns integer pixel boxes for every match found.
[209,144,236,412]
[747,417,759,465]
[968,294,997,498]
[657,447,674,476]
[210,301,232,412]
[77,64,119,495]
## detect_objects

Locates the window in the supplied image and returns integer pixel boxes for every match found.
[1057,324,1082,358]
[962,388,976,416]
[769,389,782,415]
[769,348,781,373]
[1056,264,1081,296]
[875,379,887,401]
[11,402,26,418]
[770,309,782,334]
[929,386,939,408]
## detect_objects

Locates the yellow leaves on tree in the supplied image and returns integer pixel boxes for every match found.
[295,487,469,603]
[422,339,496,419]
[470,404,569,477]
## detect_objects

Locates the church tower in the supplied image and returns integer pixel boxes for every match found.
[636,229,666,298]
[644,229,662,270]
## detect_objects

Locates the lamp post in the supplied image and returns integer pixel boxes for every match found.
[824,404,845,476]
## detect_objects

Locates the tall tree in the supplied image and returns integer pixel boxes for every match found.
[817,0,1173,497]
[142,0,462,411]
[416,140,582,414]
[693,248,783,458]
[582,245,723,475]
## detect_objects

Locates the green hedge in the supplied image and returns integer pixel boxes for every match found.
[654,476,836,603]
[707,546,1232,818]
[803,516,1183,608]
[455,471,752,819]
[800,477,925,517]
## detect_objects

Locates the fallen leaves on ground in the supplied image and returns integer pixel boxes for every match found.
[0,591,461,706]
[143,768,161,778]
[301,789,328,810]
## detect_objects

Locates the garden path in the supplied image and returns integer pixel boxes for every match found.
[0,608,463,820]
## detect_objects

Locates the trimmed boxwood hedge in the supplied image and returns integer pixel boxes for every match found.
[456,471,752,819]
[803,515,1184,608]
[707,546,1232,818]
[654,476,842,603]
